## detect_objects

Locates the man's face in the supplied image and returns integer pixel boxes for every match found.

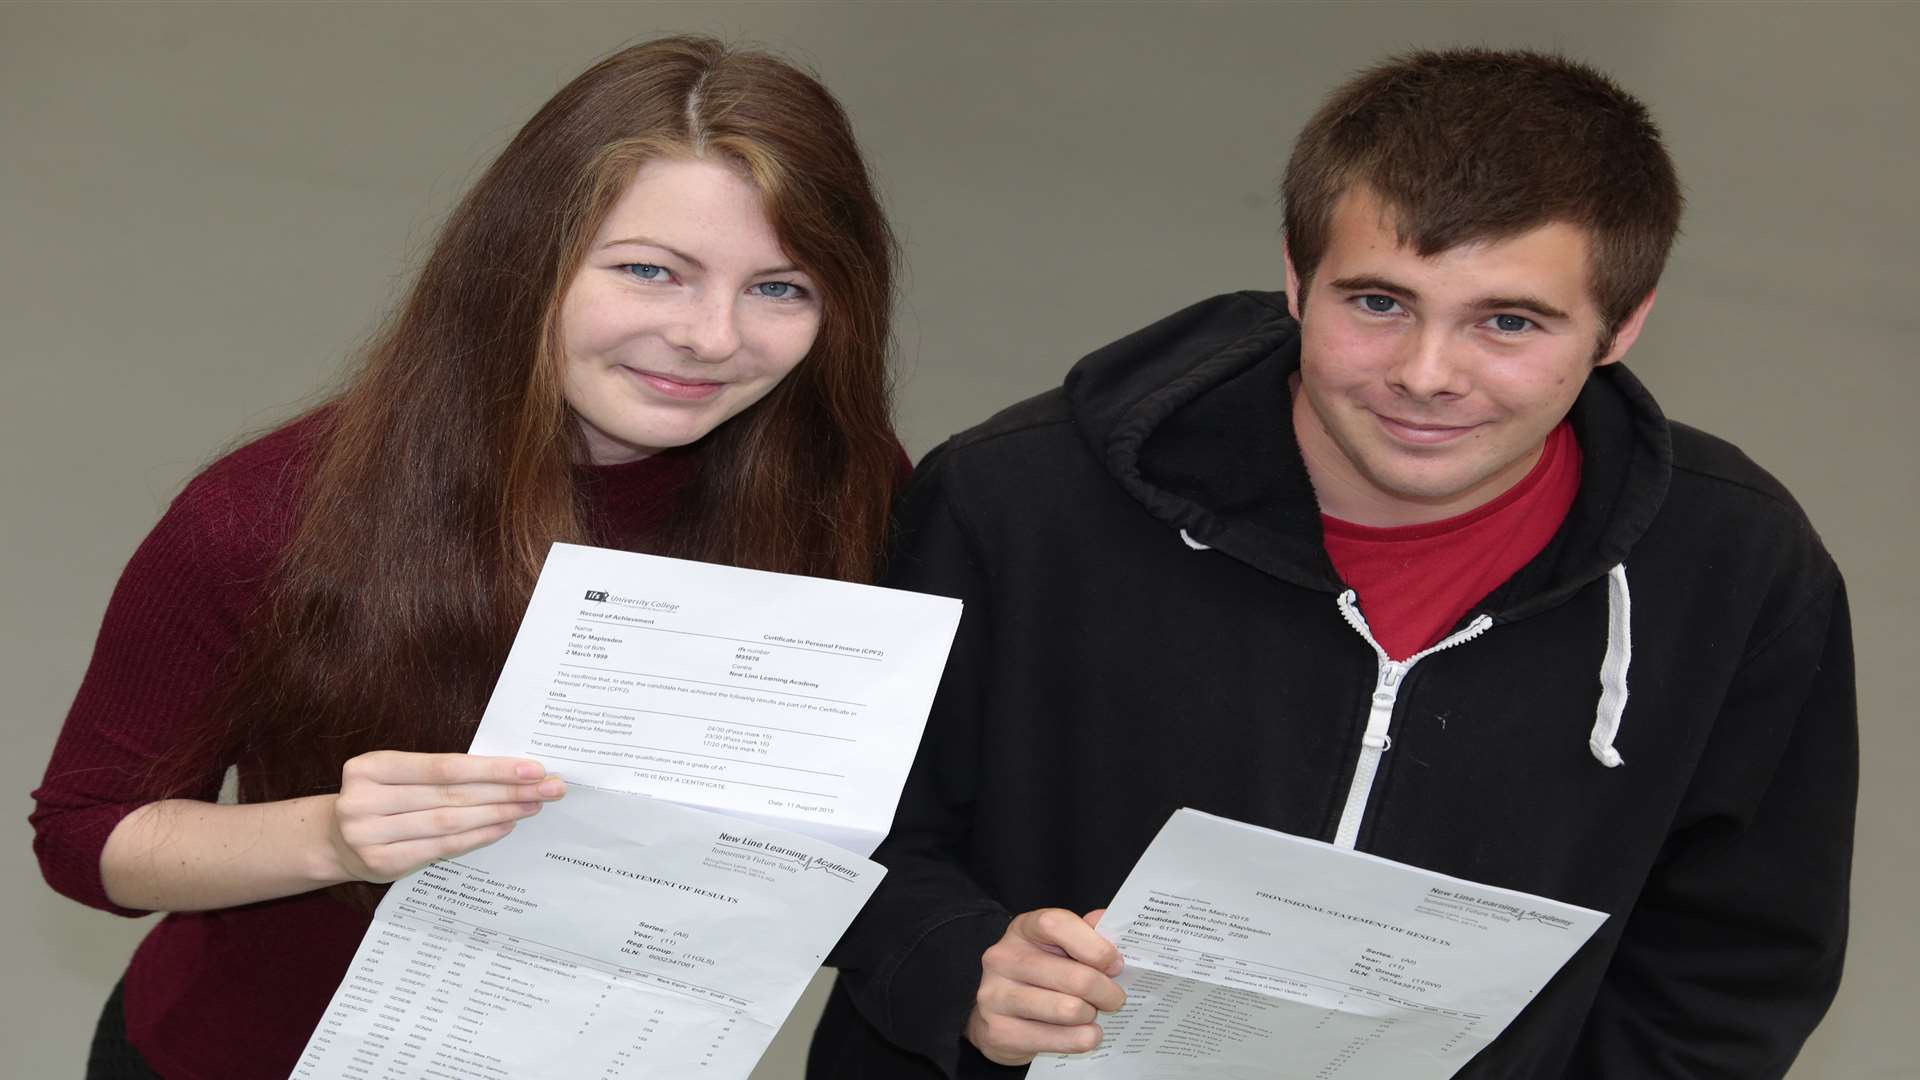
[1286,188,1652,527]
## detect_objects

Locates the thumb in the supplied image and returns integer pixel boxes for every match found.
[1081,909,1122,975]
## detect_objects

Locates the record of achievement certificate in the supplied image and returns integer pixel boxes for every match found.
[470,543,964,856]
[1036,810,1607,1080]
[291,544,963,1079]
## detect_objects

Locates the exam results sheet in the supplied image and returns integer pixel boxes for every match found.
[291,787,881,1079]
[1038,810,1606,1080]
[470,543,963,855]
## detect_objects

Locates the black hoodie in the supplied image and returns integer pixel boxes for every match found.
[813,291,1855,1079]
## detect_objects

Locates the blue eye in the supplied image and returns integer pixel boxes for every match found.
[621,263,669,282]
[1490,314,1534,333]
[1359,295,1399,314]
[750,281,806,301]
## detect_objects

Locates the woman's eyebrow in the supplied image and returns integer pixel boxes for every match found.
[600,236,706,271]
[599,237,804,278]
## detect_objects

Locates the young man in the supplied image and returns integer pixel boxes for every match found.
[812,50,1855,1078]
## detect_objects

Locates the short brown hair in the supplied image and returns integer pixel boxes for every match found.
[1283,48,1683,341]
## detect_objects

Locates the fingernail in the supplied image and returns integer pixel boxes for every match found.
[515,762,542,779]
[538,779,565,798]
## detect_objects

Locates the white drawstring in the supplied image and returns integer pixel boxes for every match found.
[1179,528,1211,551]
[1590,563,1632,768]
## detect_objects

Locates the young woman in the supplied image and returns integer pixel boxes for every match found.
[31,35,901,1080]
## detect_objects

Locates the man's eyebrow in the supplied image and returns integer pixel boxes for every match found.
[1473,295,1571,321]
[600,237,707,272]
[1327,275,1419,299]
[1326,275,1572,322]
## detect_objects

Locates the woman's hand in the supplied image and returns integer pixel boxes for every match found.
[97,753,564,912]
[328,751,565,883]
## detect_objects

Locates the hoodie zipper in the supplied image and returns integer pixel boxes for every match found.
[1332,592,1493,850]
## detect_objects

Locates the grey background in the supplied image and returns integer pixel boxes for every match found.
[5,2,1914,1077]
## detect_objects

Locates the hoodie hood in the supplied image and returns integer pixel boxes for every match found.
[1063,290,1674,624]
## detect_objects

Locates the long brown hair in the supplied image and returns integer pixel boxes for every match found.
[187,38,899,846]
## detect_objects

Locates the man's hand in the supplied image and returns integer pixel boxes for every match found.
[966,907,1125,1065]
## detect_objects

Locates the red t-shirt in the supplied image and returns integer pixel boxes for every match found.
[1321,422,1581,660]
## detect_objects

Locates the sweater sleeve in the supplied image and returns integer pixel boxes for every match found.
[30,464,279,917]
[827,446,1016,1077]
[1568,573,1856,1077]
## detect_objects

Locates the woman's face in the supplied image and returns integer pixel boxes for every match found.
[559,157,822,465]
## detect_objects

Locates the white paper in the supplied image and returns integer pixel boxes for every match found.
[469,543,963,855]
[291,786,882,1080]
[295,546,960,1079]
[1036,809,1607,1079]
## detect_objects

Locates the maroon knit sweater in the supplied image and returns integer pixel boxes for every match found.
[31,416,698,1080]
